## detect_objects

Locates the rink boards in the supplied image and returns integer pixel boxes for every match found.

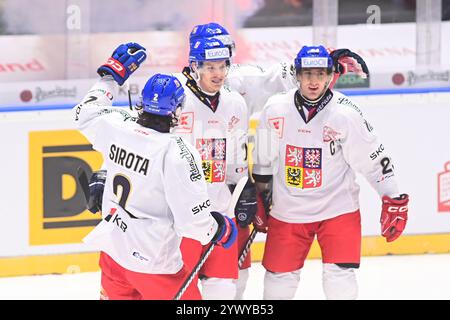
[0,90,449,276]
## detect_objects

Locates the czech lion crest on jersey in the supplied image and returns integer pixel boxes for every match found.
[285,144,322,189]
[196,138,226,183]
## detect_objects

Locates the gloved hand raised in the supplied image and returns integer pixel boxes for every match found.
[97,42,147,85]
[210,211,237,249]
[329,48,369,79]
[380,194,409,242]
[87,170,107,213]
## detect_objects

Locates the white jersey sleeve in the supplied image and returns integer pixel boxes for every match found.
[227,62,297,116]
[336,96,400,198]
[164,136,218,244]
[225,92,249,185]
[73,75,137,154]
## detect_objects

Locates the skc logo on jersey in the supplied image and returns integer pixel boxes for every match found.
[196,138,226,183]
[285,145,322,189]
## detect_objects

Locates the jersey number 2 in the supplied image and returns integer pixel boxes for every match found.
[113,174,131,209]
[380,157,393,175]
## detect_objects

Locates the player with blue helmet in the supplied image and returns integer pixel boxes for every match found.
[172,32,251,300]
[186,23,370,301]
[252,44,409,300]
[189,22,236,57]
[74,43,237,300]
[188,37,232,95]
[136,73,186,128]
[294,45,334,101]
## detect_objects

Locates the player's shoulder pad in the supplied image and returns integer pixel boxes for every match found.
[333,91,366,119]
[332,91,376,135]
[221,85,246,104]
[168,135,203,182]
[223,87,248,115]
[261,88,294,116]
[230,63,266,73]
[266,87,292,105]
[277,61,296,80]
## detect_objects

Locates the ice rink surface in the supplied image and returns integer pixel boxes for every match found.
[0,253,449,300]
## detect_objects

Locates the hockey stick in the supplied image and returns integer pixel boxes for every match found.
[238,228,258,269]
[173,175,248,300]
[77,166,90,204]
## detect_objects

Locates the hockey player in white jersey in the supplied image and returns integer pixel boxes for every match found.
[171,37,255,300]
[252,45,409,300]
[188,22,370,300]
[188,23,260,300]
[74,42,237,300]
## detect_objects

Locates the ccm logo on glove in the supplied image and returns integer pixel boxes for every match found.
[104,58,125,77]
[387,206,408,213]
[380,194,409,242]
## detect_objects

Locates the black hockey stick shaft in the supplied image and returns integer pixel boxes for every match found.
[173,242,215,300]
[173,176,248,300]
[238,228,258,268]
[128,89,133,111]
[77,166,90,204]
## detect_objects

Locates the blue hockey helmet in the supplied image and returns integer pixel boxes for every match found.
[139,73,185,117]
[189,22,236,57]
[294,45,333,74]
[189,37,231,66]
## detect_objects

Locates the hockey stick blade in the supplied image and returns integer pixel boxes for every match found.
[77,166,90,204]
[173,175,249,300]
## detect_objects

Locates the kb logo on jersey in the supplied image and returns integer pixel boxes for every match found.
[29,130,103,245]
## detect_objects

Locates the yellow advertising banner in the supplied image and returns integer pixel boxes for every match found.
[29,129,103,245]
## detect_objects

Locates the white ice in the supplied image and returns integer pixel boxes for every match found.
[0,254,449,300]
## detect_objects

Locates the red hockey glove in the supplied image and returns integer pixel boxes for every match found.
[328,48,369,79]
[253,190,271,233]
[380,194,409,242]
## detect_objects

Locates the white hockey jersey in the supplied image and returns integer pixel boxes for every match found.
[73,76,218,274]
[253,88,400,223]
[227,62,297,116]
[173,69,249,217]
